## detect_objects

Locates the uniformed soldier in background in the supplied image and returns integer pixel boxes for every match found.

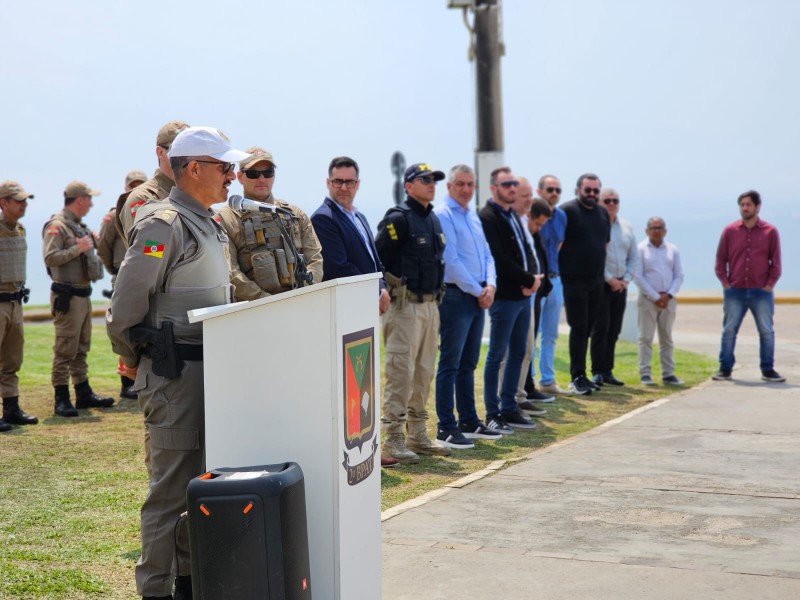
[43,180,113,417]
[0,181,38,432]
[375,163,450,463]
[107,126,248,600]
[116,120,190,243]
[217,147,323,300]
[98,169,147,400]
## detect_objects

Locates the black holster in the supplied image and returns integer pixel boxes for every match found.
[50,283,91,314]
[129,321,183,379]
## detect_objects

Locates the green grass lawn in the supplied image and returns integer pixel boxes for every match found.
[0,322,715,599]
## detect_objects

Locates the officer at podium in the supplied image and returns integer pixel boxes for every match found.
[107,126,249,600]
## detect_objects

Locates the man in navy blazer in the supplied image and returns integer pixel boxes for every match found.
[311,156,390,314]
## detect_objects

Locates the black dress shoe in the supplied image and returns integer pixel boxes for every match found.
[591,373,604,387]
[3,406,39,425]
[603,372,625,386]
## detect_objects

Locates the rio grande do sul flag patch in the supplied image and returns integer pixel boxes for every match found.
[143,240,164,258]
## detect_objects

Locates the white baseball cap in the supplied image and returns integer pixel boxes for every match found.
[168,126,251,163]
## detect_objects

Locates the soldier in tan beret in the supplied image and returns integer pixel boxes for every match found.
[0,181,38,432]
[217,146,323,300]
[43,180,113,417]
[98,170,147,401]
[116,120,190,243]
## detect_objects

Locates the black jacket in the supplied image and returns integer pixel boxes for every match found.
[479,201,536,300]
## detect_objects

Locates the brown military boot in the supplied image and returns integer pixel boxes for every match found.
[406,423,452,457]
[382,433,420,464]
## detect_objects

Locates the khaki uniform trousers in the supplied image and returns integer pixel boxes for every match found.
[51,293,92,386]
[0,301,24,398]
[381,299,439,435]
[637,295,677,378]
[133,357,205,597]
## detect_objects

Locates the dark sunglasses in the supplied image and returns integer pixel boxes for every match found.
[193,159,235,175]
[414,175,437,184]
[499,180,520,188]
[545,186,562,194]
[243,168,276,179]
[603,198,620,205]
[582,187,600,195]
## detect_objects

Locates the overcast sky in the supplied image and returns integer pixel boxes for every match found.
[2,0,797,302]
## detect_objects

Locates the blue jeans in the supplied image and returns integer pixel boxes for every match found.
[537,276,563,385]
[435,287,484,431]
[484,298,531,417]
[719,287,775,372]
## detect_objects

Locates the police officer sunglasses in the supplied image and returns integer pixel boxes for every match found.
[243,168,276,179]
[545,186,561,194]
[193,160,236,175]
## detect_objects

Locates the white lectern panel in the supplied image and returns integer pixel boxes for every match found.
[190,273,382,599]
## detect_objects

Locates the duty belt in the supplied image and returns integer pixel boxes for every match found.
[0,288,29,303]
[405,290,438,303]
[51,282,92,297]
[175,344,203,361]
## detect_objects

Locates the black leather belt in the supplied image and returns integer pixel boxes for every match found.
[176,344,203,361]
[445,281,487,290]
[0,289,27,303]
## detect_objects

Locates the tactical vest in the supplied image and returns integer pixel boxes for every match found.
[138,200,231,345]
[44,212,104,284]
[240,212,303,293]
[0,221,26,288]
[389,205,445,296]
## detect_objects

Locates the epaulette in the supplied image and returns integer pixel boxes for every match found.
[153,209,179,226]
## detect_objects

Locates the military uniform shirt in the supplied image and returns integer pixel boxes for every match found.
[217,194,323,301]
[116,169,174,243]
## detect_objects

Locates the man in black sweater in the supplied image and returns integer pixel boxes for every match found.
[559,173,611,395]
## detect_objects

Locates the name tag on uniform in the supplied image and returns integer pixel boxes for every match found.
[413,234,431,247]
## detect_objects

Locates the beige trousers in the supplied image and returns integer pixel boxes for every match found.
[0,301,24,397]
[51,293,92,386]
[637,295,677,378]
[381,300,439,435]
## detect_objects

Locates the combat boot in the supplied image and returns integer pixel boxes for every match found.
[3,396,38,425]
[0,419,11,432]
[54,385,78,417]
[75,380,114,409]
[120,375,138,400]
[382,433,420,464]
[406,423,452,457]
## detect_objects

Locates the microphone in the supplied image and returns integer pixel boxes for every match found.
[228,194,282,214]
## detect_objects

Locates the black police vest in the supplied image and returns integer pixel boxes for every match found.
[390,205,445,297]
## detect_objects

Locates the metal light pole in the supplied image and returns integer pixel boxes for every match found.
[448,0,505,206]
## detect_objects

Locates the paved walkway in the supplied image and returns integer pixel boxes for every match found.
[382,303,800,599]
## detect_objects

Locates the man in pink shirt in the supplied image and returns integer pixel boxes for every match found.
[713,190,783,382]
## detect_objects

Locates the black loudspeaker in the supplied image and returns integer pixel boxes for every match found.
[186,462,312,599]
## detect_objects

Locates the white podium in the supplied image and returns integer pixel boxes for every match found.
[189,273,382,599]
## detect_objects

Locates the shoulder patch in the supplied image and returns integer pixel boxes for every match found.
[143,240,165,259]
[46,226,61,236]
[129,199,146,217]
[386,222,398,240]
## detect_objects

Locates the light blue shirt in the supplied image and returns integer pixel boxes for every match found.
[605,216,638,282]
[435,196,497,297]
[330,197,377,269]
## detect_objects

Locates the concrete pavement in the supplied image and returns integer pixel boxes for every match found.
[381,303,800,599]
